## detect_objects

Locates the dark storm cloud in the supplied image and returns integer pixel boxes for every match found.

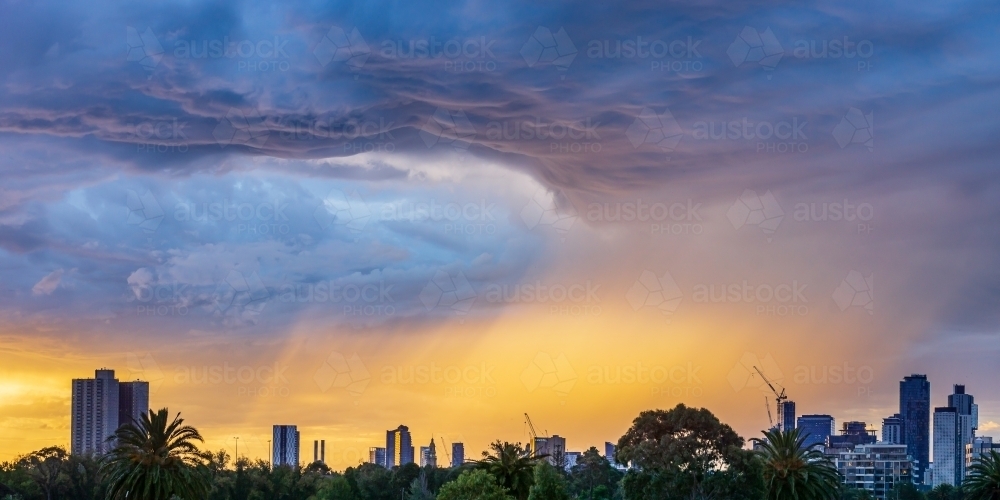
[0,0,999,334]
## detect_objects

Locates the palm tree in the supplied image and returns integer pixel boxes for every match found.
[755,428,841,500]
[966,450,1000,500]
[472,441,545,500]
[100,408,210,500]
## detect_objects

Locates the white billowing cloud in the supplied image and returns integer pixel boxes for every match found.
[32,269,64,296]
[127,268,155,300]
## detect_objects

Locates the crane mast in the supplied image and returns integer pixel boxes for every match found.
[754,366,788,430]
[764,396,774,427]
[524,413,538,454]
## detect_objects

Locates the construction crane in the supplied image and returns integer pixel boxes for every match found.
[754,366,787,430]
[440,435,451,465]
[763,396,774,428]
[524,413,541,454]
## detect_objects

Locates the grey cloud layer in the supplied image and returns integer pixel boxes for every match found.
[0,0,999,337]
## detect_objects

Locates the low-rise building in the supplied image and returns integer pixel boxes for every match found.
[828,443,912,500]
[967,437,1000,478]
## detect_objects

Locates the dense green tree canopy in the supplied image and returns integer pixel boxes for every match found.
[437,469,513,500]
[567,447,622,500]
[527,461,570,500]
[616,403,765,500]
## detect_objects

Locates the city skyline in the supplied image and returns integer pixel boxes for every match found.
[1,1,999,491]
[39,365,998,476]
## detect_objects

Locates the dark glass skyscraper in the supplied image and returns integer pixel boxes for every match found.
[900,374,930,484]
[779,400,796,432]
[386,425,414,467]
[796,414,835,448]
[272,425,300,467]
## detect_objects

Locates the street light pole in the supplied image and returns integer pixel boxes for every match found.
[234,436,239,466]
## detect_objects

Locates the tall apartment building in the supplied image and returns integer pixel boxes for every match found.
[118,381,149,428]
[900,374,930,484]
[386,425,414,467]
[273,425,300,467]
[451,443,464,468]
[71,369,150,455]
[797,414,835,449]
[829,443,912,500]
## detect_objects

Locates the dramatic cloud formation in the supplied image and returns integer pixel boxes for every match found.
[1,0,998,461]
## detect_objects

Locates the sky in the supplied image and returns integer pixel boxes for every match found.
[1,0,999,467]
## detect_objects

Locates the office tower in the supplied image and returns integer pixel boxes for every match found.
[778,400,796,432]
[948,385,977,481]
[796,414,835,449]
[933,407,958,487]
[419,438,437,467]
[386,425,414,467]
[605,442,616,462]
[420,436,437,467]
[118,380,149,428]
[369,447,387,467]
[533,435,567,466]
[882,414,904,444]
[900,374,930,484]
[273,425,299,467]
[421,438,437,467]
[828,443,912,500]
[313,440,326,464]
[827,421,877,450]
[779,401,796,432]
[451,443,464,467]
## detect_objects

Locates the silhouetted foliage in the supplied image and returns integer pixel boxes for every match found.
[472,441,544,500]
[755,427,841,500]
[101,408,210,500]
[566,447,623,500]
[527,461,570,500]
[617,403,765,500]
[966,450,1000,500]
[437,469,512,500]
